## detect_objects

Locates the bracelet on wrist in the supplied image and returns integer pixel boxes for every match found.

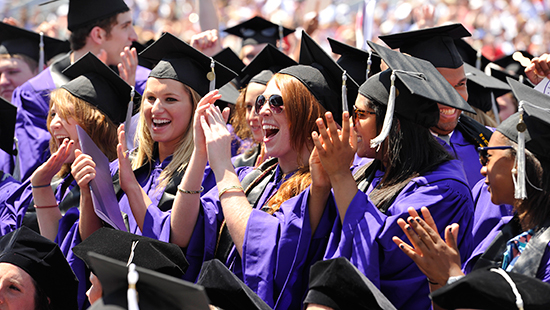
[427,278,439,285]
[218,185,244,199]
[31,183,51,189]
[34,204,58,209]
[177,185,204,194]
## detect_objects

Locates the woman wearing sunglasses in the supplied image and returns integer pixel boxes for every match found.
[392,79,550,309]
[168,32,354,309]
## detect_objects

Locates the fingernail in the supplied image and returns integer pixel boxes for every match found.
[406,225,411,231]
[399,244,405,249]
[416,218,421,223]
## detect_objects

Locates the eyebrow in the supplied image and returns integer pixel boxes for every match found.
[455,77,467,87]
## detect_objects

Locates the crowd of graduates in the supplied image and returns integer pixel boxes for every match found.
[2,0,550,310]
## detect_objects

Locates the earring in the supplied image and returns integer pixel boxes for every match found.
[512,168,517,175]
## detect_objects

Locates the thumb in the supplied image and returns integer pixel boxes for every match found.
[74,148,83,157]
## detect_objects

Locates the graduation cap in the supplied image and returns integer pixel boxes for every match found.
[130,40,157,70]
[431,267,550,310]
[278,31,358,125]
[87,252,210,310]
[196,259,273,310]
[73,227,189,278]
[239,44,297,87]
[454,38,491,71]
[0,97,16,155]
[303,257,396,310]
[66,0,129,32]
[223,16,295,47]
[493,51,534,78]
[139,32,237,97]
[379,23,471,69]
[213,47,246,75]
[363,41,475,148]
[496,77,550,199]
[61,52,140,125]
[216,83,241,110]
[328,37,382,85]
[0,22,70,70]
[0,227,78,310]
[464,62,511,113]
[489,66,534,87]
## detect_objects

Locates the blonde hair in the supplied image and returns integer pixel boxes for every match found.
[132,82,199,189]
[48,88,119,176]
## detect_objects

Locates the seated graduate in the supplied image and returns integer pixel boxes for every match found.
[1,52,130,239]
[0,226,78,310]
[393,78,550,308]
[231,44,297,168]
[311,42,475,310]
[167,31,357,309]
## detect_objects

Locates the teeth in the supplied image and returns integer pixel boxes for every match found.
[439,108,456,115]
[263,125,278,130]
[153,119,170,124]
[55,136,69,140]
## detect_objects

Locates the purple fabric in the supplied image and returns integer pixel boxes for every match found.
[436,128,484,190]
[227,124,253,157]
[0,172,22,235]
[324,160,475,310]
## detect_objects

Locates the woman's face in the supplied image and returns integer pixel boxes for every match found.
[143,77,193,156]
[49,103,80,163]
[480,131,516,205]
[0,263,36,310]
[353,95,379,159]
[86,272,102,305]
[244,82,266,143]
[259,80,296,164]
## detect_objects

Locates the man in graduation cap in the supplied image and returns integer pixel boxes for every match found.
[380,23,494,190]
[6,0,150,183]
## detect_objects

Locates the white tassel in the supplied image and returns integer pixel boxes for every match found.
[475,49,482,70]
[370,71,396,149]
[342,71,348,113]
[127,263,140,310]
[278,24,284,51]
[490,92,501,125]
[366,51,372,81]
[38,32,45,73]
[125,86,136,151]
[209,58,216,91]
[513,101,527,200]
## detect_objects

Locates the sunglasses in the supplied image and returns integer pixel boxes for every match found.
[255,94,284,115]
[240,27,277,38]
[477,146,513,166]
[353,105,376,120]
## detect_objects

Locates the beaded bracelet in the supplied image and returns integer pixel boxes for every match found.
[31,183,50,189]
[34,204,58,209]
[218,185,244,199]
[177,185,204,194]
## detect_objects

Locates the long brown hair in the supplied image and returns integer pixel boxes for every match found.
[264,73,327,214]
[48,88,119,177]
[230,88,252,140]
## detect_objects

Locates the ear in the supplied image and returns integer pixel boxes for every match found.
[88,26,106,45]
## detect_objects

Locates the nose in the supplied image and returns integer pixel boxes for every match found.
[0,72,9,85]
[49,113,62,130]
[480,164,487,177]
[258,98,271,116]
[129,26,138,42]
[151,98,164,114]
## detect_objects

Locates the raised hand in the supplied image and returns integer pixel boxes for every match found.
[71,149,96,191]
[31,139,75,187]
[200,104,233,176]
[190,29,222,57]
[525,53,550,85]
[118,46,138,87]
[117,124,139,193]
[193,90,222,157]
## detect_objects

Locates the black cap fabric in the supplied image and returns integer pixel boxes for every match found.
[87,252,210,310]
[464,63,511,112]
[0,22,70,62]
[67,0,129,32]
[496,77,550,161]
[431,267,550,310]
[0,97,16,155]
[197,259,273,310]
[130,40,156,70]
[328,37,382,85]
[72,227,188,278]
[454,38,491,71]
[489,66,534,87]
[62,52,140,125]
[213,47,246,75]
[223,16,295,46]
[140,32,237,97]
[303,257,396,310]
[494,51,534,77]
[216,83,240,110]
[0,227,78,310]
[379,23,471,69]
[279,31,359,124]
[240,44,297,86]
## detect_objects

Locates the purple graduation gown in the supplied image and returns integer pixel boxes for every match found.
[324,160,475,310]
[0,172,22,234]
[4,57,150,181]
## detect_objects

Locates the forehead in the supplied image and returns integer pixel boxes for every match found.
[263,79,282,96]
[436,65,466,85]
[0,56,29,68]
[115,10,133,25]
[354,94,370,109]
[488,130,510,147]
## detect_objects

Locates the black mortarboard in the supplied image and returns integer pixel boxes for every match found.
[0,22,70,63]
[0,97,16,155]
[131,40,156,70]
[379,23,471,69]
[303,257,396,310]
[140,32,237,97]
[431,267,550,310]
[279,31,358,125]
[87,252,210,310]
[67,0,129,32]
[62,52,140,125]
[454,38,491,71]
[464,63,511,112]
[489,66,534,87]
[240,44,297,87]
[493,51,534,77]
[328,37,382,85]
[73,227,188,278]
[197,259,273,310]
[0,227,78,310]
[223,16,295,47]
[213,47,246,74]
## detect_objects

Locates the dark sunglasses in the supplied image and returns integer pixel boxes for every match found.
[255,94,284,115]
[240,27,277,38]
[477,146,513,166]
[353,105,376,120]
